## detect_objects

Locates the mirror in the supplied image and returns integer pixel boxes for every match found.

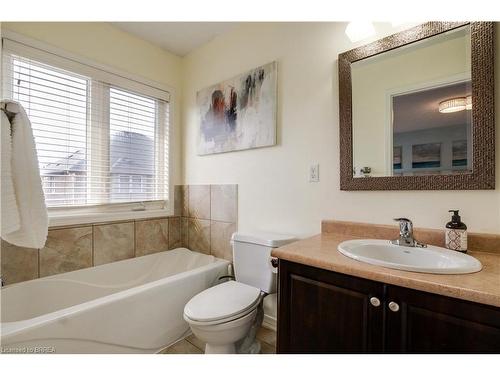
[339,22,494,190]
[352,25,471,177]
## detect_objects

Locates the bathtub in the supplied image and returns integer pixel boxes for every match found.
[0,248,229,354]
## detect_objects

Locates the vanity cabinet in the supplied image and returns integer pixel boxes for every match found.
[277,260,500,353]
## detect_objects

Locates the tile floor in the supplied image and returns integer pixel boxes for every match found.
[160,326,276,354]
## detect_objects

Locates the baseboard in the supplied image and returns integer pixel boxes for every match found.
[262,313,277,331]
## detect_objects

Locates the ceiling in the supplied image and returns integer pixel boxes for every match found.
[111,22,238,56]
[393,81,472,134]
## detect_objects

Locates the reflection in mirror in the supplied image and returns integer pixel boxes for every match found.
[352,25,472,177]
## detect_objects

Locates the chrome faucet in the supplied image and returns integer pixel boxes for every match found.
[391,218,427,248]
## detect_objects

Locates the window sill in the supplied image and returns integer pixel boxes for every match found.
[48,208,174,228]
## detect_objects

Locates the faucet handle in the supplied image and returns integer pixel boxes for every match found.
[393,217,412,223]
[391,218,426,248]
[393,218,413,237]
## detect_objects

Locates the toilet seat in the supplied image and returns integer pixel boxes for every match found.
[184,281,261,326]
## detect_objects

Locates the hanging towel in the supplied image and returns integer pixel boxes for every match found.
[1,108,21,235]
[1,100,48,248]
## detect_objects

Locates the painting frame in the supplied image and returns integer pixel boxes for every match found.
[196,61,278,156]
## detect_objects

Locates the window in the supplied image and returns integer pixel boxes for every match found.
[2,38,170,215]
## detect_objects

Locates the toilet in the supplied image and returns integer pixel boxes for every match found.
[183,232,296,354]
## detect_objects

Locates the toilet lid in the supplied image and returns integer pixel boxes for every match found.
[184,281,261,322]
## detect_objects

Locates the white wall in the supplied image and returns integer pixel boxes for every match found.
[1,22,184,187]
[182,22,500,235]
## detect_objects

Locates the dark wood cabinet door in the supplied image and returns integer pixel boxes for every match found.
[277,260,384,353]
[385,285,500,353]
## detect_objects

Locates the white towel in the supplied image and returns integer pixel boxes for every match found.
[1,108,21,234]
[1,100,48,249]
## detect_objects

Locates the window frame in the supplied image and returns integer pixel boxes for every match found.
[1,31,175,226]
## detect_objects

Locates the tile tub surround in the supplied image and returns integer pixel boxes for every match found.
[188,185,211,220]
[94,222,136,266]
[272,220,500,308]
[135,218,170,257]
[0,241,39,284]
[188,218,211,254]
[1,184,238,286]
[175,184,238,261]
[0,216,182,286]
[40,226,93,277]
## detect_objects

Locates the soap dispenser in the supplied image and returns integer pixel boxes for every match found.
[445,210,468,253]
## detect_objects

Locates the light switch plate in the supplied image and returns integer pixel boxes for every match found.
[309,164,320,182]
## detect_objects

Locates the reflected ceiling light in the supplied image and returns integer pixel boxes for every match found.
[465,95,472,110]
[439,96,472,113]
[345,22,375,43]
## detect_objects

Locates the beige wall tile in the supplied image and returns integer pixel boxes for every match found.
[94,222,135,265]
[181,185,189,217]
[39,227,92,277]
[210,221,236,261]
[168,217,182,249]
[1,240,38,284]
[188,185,210,219]
[211,184,237,223]
[135,219,169,257]
[174,185,188,216]
[188,218,211,254]
[181,217,189,248]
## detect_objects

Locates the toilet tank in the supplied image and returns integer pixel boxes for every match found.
[231,232,296,294]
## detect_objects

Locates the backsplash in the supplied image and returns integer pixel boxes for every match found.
[1,184,237,286]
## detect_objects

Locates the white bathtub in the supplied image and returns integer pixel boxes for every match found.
[0,248,229,353]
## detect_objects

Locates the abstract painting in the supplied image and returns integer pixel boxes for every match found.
[452,140,468,167]
[393,146,402,170]
[412,143,441,169]
[197,61,277,155]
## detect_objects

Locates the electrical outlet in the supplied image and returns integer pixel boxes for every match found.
[309,164,320,182]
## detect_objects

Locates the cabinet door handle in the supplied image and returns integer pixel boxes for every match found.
[388,301,400,312]
[369,297,381,307]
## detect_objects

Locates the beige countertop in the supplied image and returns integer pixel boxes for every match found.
[272,232,500,308]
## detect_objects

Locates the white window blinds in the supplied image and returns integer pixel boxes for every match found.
[2,39,170,209]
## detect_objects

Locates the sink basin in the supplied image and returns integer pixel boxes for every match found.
[338,239,482,274]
